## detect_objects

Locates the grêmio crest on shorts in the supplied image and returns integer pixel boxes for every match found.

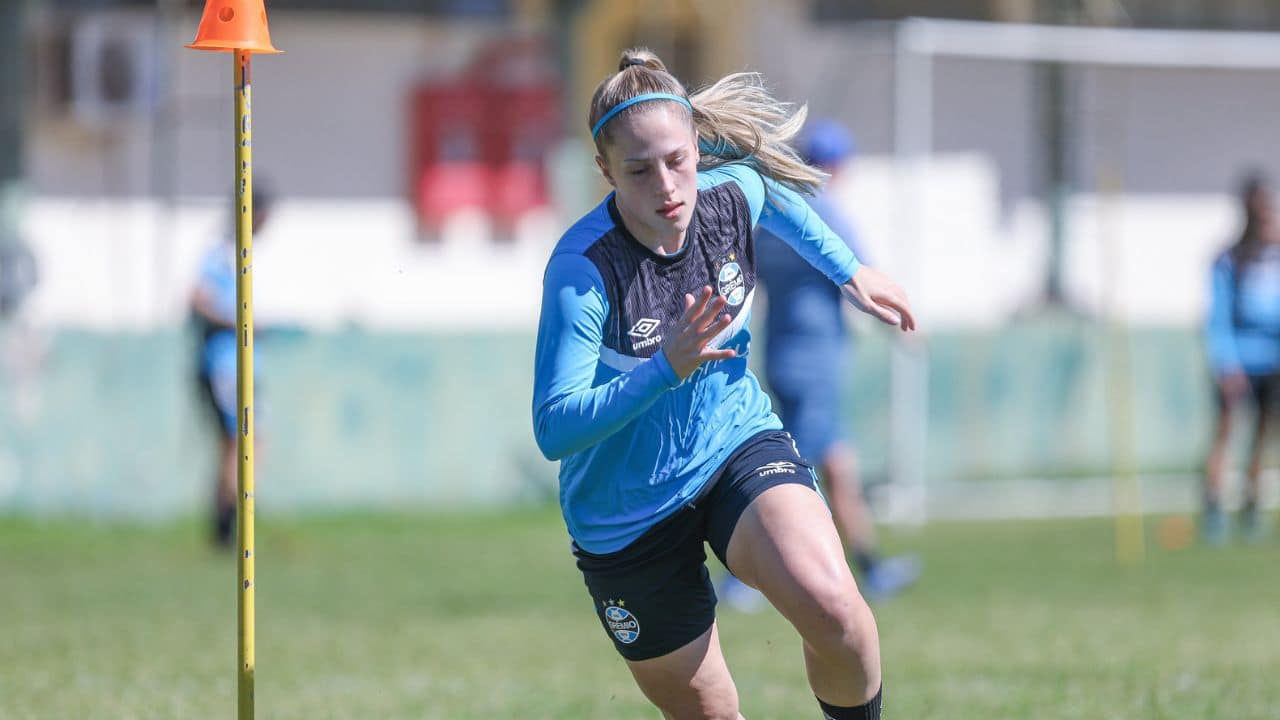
[585,182,757,372]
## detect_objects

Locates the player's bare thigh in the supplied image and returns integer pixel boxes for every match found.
[625,623,742,720]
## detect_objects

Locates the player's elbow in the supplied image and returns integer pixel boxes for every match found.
[534,434,565,462]
[533,408,569,461]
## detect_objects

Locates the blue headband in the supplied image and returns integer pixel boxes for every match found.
[591,93,693,140]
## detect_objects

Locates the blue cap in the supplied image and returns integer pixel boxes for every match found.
[801,120,855,168]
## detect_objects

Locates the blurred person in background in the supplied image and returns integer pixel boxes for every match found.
[1204,172,1280,545]
[533,48,914,720]
[719,121,919,614]
[0,237,37,318]
[0,234,43,427]
[190,186,273,549]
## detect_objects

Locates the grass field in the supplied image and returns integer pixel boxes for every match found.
[2,509,1277,719]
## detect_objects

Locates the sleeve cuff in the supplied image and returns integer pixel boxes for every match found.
[841,258,861,285]
[650,349,682,388]
[832,256,861,286]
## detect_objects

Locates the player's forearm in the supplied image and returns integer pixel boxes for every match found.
[1205,328,1242,377]
[757,177,860,284]
[191,291,235,328]
[533,351,680,460]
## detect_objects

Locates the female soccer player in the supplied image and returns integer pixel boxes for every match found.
[532,49,914,719]
[1204,172,1280,544]
[191,187,272,548]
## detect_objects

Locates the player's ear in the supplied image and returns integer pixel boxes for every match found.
[595,153,616,188]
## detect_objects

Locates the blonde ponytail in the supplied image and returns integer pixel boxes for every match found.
[691,73,826,195]
[588,48,826,196]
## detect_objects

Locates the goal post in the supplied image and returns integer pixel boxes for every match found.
[876,18,1280,529]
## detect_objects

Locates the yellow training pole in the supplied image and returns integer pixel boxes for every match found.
[234,48,257,718]
[1097,127,1144,564]
[185,4,279,716]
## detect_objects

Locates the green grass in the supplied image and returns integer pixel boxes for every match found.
[2,509,1277,719]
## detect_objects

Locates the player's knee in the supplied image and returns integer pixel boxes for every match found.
[796,575,872,654]
[695,693,740,720]
[700,695,740,720]
[652,688,738,720]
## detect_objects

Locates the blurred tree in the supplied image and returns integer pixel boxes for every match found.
[0,0,27,260]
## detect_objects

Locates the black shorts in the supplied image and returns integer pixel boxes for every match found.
[198,372,265,439]
[573,430,819,661]
[197,372,237,438]
[1216,372,1280,415]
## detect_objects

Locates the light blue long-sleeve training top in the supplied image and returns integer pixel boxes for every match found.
[194,240,238,379]
[1206,246,1280,378]
[532,163,861,554]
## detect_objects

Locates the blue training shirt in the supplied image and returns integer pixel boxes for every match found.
[195,241,238,379]
[1206,245,1280,378]
[532,163,861,554]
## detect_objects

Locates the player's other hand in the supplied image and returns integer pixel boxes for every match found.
[842,266,916,332]
[664,286,737,379]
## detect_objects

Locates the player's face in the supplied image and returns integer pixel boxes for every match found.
[1247,186,1273,219]
[1246,186,1278,240]
[596,105,699,249]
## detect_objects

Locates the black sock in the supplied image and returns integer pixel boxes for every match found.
[817,685,882,720]
[853,551,878,576]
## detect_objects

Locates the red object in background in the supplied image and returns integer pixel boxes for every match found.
[409,83,490,229]
[409,37,561,240]
[490,162,545,229]
[416,163,491,224]
[487,85,558,227]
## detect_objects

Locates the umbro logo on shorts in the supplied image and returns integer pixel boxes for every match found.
[755,461,798,478]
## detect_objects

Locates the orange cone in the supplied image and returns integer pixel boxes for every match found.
[186,0,281,53]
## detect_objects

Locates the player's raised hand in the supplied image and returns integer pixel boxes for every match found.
[842,266,916,332]
[663,286,737,379]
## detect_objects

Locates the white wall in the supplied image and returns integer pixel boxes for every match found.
[834,155,1235,329]
[20,195,559,331]
[18,161,1238,331]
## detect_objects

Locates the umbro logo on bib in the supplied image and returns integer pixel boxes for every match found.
[628,318,662,350]
[628,318,660,338]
